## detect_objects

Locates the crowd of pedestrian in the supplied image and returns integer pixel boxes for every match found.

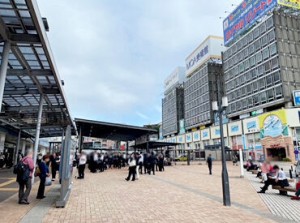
[15,151,60,205]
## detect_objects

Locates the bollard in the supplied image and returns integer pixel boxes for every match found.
[291,165,293,171]
[239,148,244,178]
[290,169,293,179]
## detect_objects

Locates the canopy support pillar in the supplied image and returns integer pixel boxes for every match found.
[0,41,11,112]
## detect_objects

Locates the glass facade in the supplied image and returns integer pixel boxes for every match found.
[184,62,222,130]
[162,86,184,136]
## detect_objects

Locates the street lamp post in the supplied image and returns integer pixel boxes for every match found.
[212,77,231,207]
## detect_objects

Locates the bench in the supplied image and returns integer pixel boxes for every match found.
[251,170,258,174]
[272,185,296,194]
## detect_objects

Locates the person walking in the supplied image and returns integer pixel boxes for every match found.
[17,149,34,204]
[78,152,87,179]
[207,154,213,175]
[36,155,50,199]
[125,153,136,181]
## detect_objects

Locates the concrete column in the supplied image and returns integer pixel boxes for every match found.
[0,132,6,154]
[0,41,11,112]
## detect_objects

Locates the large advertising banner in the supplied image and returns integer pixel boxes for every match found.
[185,36,225,76]
[223,0,278,46]
[278,0,300,9]
[259,110,289,138]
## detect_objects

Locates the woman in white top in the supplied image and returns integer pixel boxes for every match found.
[78,152,87,179]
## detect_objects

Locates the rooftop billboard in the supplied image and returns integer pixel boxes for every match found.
[223,0,278,47]
[164,67,185,92]
[278,0,300,9]
[185,36,225,77]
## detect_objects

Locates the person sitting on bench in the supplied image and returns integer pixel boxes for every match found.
[291,181,300,200]
[257,165,289,194]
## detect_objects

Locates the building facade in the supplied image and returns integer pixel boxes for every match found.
[223,11,300,119]
[162,67,185,137]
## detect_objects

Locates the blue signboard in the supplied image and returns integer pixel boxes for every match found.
[231,125,239,133]
[247,121,257,130]
[215,129,220,136]
[193,132,200,141]
[203,131,208,138]
[293,90,300,106]
[223,0,278,46]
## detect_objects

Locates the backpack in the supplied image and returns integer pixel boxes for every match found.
[13,160,30,183]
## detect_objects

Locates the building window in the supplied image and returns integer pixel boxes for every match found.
[256,52,262,64]
[266,74,273,86]
[269,43,277,56]
[267,88,274,100]
[275,86,283,98]
[262,48,270,60]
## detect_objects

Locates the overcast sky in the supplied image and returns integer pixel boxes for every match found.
[37,0,241,126]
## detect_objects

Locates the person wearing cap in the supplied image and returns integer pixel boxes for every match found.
[36,155,50,199]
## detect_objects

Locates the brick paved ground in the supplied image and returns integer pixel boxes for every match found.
[246,170,300,222]
[41,162,291,223]
[2,162,299,223]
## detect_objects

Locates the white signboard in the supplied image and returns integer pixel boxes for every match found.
[186,133,192,143]
[185,36,226,76]
[164,67,185,92]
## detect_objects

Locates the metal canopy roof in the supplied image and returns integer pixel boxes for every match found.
[0,0,75,137]
[75,118,158,141]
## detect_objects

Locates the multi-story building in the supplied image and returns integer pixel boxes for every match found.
[162,67,185,137]
[184,36,226,130]
[223,11,300,119]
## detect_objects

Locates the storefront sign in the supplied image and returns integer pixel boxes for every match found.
[223,0,278,46]
[177,135,185,143]
[251,109,264,116]
[259,110,288,138]
[293,90,300,106]
[186,133,192,143]
[202,129,210,140]
[231,125,239,133]
[193,131,200,142]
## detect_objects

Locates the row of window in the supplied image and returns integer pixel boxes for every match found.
[185,84,209,103]
[227,85,283,114]
[185,112,211,128]
[226,57,280,89]
[223,16,275,60]
[185,93,209,111]
[185,66,208,88]
[225,43,278,79]
[223,32,276,71]
[184,75,208,95]
[227,72,281,101]
[185,101,210,118]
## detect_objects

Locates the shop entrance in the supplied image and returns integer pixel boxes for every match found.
[267,147,286,161]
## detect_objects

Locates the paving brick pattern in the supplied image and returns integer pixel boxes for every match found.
[42,162,286,223]
[246,170,300,222]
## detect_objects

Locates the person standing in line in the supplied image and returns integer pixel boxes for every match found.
[138,152,144,175]
[18,149,34,204]
[125,153,136,181]
[207,154,213,175]
[78,152,87,179]
[50,153,59,181]
[135,153,140,180]
[36,155,50,199]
